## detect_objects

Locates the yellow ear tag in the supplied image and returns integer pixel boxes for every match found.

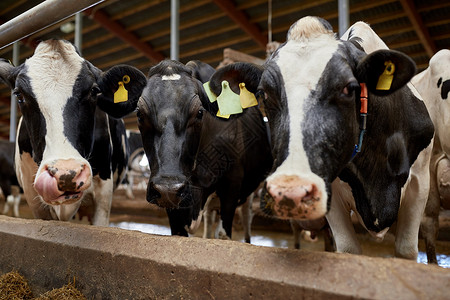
[376,61,395,90]
[216,80,243,116]
[216,109,230,119]
[239,83,258,108]
[203,81,217,103]
[114,75,130,103]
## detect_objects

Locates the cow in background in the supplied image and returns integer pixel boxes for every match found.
[413,49,450,264]
[0,39,146,225]
[325,21,434,259]
[0,140,21,217]
[123,130,150,200]
[105,60,273,238]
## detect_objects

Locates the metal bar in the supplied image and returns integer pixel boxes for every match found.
[9,42,19,142]
[170,0,180,61]
[75,13,83,55]
[338,0,349,37]
[0,0,105,49]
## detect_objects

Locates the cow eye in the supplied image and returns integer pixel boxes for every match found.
[13,88,24,103]
[91,85,101,96]
[196,109,204,120]
[342,82,359,97]
[136,108,142,122]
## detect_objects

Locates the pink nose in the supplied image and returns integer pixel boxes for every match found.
[34,159,92,204]
[266,175,323,220]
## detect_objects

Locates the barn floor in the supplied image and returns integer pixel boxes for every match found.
[2,186,450,268]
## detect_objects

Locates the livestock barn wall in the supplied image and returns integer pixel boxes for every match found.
[0,215,448,299]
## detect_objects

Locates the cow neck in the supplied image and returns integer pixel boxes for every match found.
[351,82,368,160]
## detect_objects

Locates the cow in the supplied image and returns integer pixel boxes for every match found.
[198,17,433,259]
[0,140,21,217]
[123,130,150,200]
[414,49,450,263]
[0,39,147,226]
[107,59,273,238]
[322,21,435,259]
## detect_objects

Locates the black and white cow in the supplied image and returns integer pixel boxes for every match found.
[200,17,433,259]
[0,140,20,217]
[321,21,434,259]
[0,39,146,225]
[414,49,450,263]
[109,60,273,237]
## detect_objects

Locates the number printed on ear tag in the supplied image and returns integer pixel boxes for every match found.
[376,61,395,90]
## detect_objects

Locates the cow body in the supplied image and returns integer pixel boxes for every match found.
[414,49,450,263]
[325,21,435,259]
[113,60,272,237]
[0,39,146,225]
[0,140,20,217]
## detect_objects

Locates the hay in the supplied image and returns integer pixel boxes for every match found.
[34,280,86,300]
[0,271,33,300]
[0,271,86,300]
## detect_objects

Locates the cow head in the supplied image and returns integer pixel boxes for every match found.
[127,60,215,209]
[0,39,146,220]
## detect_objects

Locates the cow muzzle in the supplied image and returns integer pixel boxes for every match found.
[34,159,92,205]
[262,174,327,220]
[147,177,187,208]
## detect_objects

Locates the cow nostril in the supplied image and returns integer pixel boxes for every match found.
[47,166,58,176]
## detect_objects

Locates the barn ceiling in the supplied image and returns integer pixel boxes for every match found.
[0,0,449,140]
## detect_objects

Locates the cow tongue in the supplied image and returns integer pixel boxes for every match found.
[34,171,65,202]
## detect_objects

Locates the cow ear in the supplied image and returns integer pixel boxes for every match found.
[356,49,416,96]
[186,60,215,83]
[97,64,147,118]
[0,58,17,89]
[201,62,263,116]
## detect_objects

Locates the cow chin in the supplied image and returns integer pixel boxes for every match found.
[261,175,328,220]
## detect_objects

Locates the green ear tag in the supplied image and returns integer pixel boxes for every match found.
[203,81,217,103]
[376,61,395,90]
[216,81,243,116]
[114,81,128,103]
[239,83,258,108]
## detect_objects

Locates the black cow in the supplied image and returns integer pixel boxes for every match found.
[199,17,434,259]
[0,39,147,225]
[0,140,20,216]
[109,60,273,237]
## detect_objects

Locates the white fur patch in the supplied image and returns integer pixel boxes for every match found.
[266,30,339,203]
[162,74,181,81]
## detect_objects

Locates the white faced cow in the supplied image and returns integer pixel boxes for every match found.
[200,17,433,259]
[325,21,435,259]
[0,39,146,225]
[413,49,450,263]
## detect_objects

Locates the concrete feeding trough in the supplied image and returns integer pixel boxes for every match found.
[0,215,448,299]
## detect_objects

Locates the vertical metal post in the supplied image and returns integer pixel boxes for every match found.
[9,42,19,142]
[338,0,349,37]
[75,12,83,55]
[170,0,179,61]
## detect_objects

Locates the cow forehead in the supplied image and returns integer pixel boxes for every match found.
[25,41,84,104]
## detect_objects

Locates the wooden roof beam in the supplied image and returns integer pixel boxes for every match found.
[211,0,267,49]
[399,0,436,57]
[84,8,165,63]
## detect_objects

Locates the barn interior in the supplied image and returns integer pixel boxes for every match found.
[0,1,449,298]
